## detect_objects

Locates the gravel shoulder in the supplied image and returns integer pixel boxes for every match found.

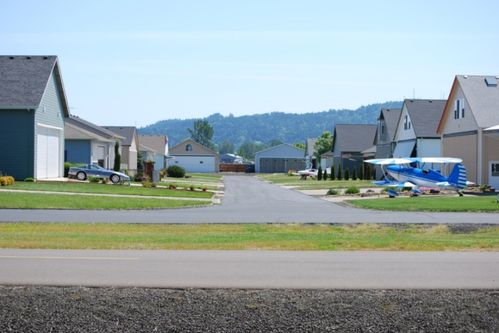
[1,286,497,332]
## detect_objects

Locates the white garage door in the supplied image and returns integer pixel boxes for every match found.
[37,126,61,179]
[173,156,215,173]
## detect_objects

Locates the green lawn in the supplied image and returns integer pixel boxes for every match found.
[0,223,497,251]
[348,196,499,212]
[258,174,375,189]
[8,181,213,199]
[0,192,209,210]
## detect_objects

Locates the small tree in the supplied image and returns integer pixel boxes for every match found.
[352,168,357,180]
[337,164,342,180]
[358,166,364,180]
[331,165,335,180]
[317,166,323,180]
[365,164,371,180]
[344,168,350,180]
[113,141,121,171]
[323,169,328,180]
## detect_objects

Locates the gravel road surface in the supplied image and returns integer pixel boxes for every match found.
[1,286,497,332]
[1,175,498,224]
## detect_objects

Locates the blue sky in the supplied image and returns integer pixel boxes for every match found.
[1,1,498,126]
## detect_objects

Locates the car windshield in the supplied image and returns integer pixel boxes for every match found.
[90,165,105,170]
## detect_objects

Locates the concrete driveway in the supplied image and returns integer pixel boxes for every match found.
[0,175,498,224]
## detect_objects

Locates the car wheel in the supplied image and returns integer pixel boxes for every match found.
[110,174,120,184]
[76,172,87,181]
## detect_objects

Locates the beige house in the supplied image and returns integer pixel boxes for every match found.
[169,139,220,173]
[103,126,139,176]
[437,75,499,188]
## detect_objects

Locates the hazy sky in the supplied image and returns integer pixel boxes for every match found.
[1,1,498,126]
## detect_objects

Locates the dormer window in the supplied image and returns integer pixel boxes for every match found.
[403,115,411,130]
[185,144,193,152]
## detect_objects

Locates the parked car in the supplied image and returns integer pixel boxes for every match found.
[68,164,130,184]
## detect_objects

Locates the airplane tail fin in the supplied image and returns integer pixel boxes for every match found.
[448,163,467,190]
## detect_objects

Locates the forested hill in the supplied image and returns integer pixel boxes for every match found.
[139,101,402,148]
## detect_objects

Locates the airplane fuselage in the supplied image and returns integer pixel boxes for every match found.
[386,165,447,188]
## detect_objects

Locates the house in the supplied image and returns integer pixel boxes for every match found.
[375,108,402,159]
[255,144,306,173]
[319,151,334,171]
[0,55,70,180]
[169,139,220,173]
[331,124,377,174]
[103,126,139,175]
[437,75,499,188]
[392,99,446,158]
[65,115,123,169]
[305,138,317,169]
[138,135,168,171]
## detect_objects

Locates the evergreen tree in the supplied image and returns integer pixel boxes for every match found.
[323,169,328,180]
[331,165,335,180]
[317,166,323,180]
[344,168,350,180]
[359,166,364,180]
[352,168,357,180]
[337,164,342,180]
[365,165,371,180]
[113,141,121,171]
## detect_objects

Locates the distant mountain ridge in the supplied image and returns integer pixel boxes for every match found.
[139,101,402,148]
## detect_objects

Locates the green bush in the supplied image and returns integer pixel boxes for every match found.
[331,165,335,180]
[88,176,100,183]
[166,165,186,178]
[323,169,328,181]
[142,181,157,188]
[352,169,357,180]
[24,177,34,182]
[344,168,350,180]
[345,186,360,194]
[317,166,322,180]
[358,166,364,180]
[337,165,342,180]
[327,189,339,195]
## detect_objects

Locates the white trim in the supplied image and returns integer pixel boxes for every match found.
[37,123,63,131]
[489,161,499,189]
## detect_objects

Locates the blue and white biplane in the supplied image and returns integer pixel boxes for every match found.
[364,157,470,197]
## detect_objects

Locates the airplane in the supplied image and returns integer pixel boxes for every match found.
[364,157,470,197]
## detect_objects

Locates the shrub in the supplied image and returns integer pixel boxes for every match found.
[358,166,364,180]
[344,168,350,180]
[330,165,335,180]
[166,165,186,178]
[101,178,109,184]
[317,166,322,181]
[323,169,328,181]
[24,177,34,182]
[88,176,100,183]
[202,187,207,192]
[160,169,168,179]
[142,181,156,188]
[189,185,195,191]
[352,168,357,180]
[168,184,177,190]
[345,186,360,194]
[327,189,339,195]
[0,176,15,186]
[337,165,342,180]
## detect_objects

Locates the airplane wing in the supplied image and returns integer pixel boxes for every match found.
[364,158,413,165]
[410,157,463,164]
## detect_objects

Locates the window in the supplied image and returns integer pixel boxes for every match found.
[454,99,465,119]
[380,122,385,135]
[403,115,411,130]
[185,144,193,152]
[461,99,465,118]
[492,163,499,177]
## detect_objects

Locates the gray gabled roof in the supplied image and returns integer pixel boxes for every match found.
[67,115,124,140]
[456,75,499,128]
[404,99,446,137]
[333,124,377,153]
[138,135,167,155]
[379,108,402,141]
[0,55,70,116]
[103,126,137,146]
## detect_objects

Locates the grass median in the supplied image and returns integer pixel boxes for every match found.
[347,196,499,212]
[0,223,497,251]
[0,192,209,210]
[257,174,375,190]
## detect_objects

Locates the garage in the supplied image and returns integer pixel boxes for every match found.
[172,155,216,173]
[36,126,61,179]
[255,144,306,173]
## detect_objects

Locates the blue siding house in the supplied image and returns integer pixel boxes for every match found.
[0,56,70,179]
[65,115,123,169]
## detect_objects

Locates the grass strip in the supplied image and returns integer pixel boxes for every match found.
[9,182,213,199]
[0,192,209,210]
[347,196,499,212]
[0,223,497,251]
[257,174,375,189]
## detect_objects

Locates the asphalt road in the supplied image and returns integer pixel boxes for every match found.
[0,249,498,289]
[0,175,498,224]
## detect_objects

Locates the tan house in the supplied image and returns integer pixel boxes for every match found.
[169,139,220,173]
[103,126,139,175]
[437,75,499,188]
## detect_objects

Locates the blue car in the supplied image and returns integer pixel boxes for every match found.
[68,164,130,184]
